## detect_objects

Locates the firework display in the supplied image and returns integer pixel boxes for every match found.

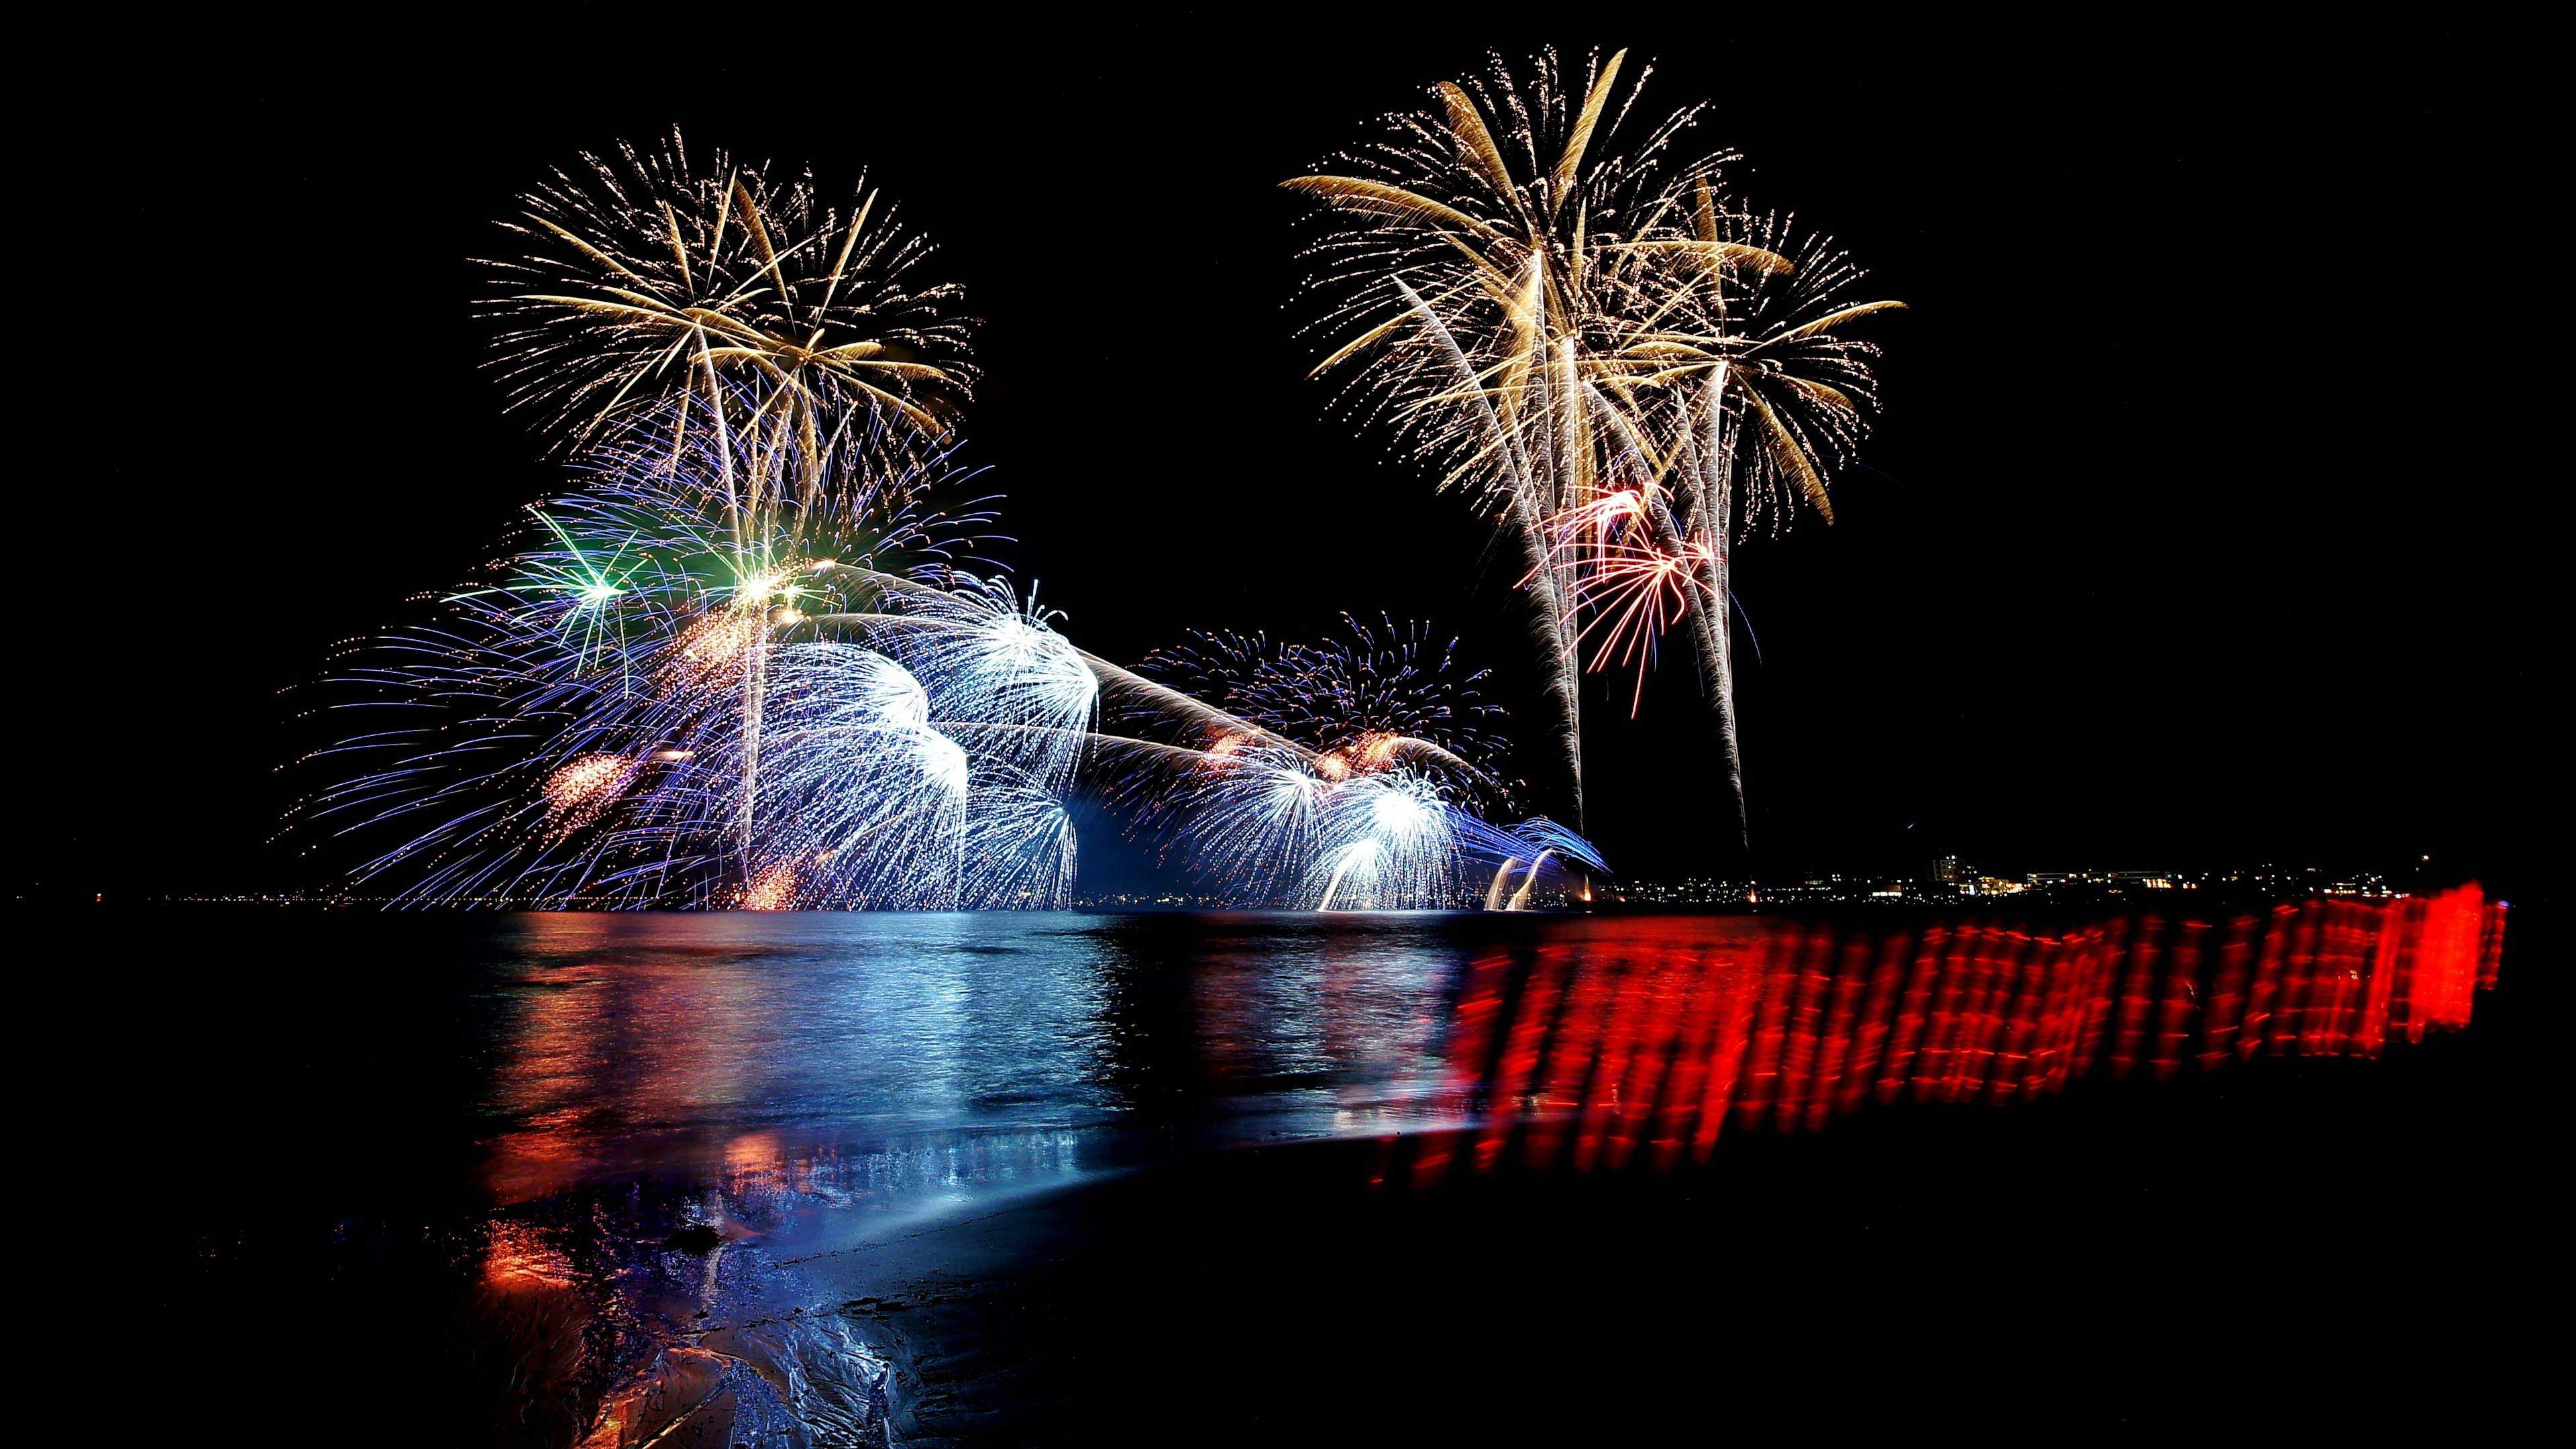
[310,405,1089,907]
[1106,619,1603,908]
[1286,48,1900,841]
[1140,616,1513,805]
[312,129,1610,910]
[483,129,971,456]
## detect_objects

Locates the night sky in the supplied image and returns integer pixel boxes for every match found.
[29,19,2540,898]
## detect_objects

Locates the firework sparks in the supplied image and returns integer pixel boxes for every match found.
[1286,50,1902,845]
[482,128,973,460]
[1140,614,1510,796]
[1540,535,1717,714]
[543,753,641,832]
[308,130,1610,912]
[1110,617,1597,908]
[306,395,1081,908]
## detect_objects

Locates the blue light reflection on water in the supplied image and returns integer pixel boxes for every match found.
[143,908,1772,1439]
[468,911,1472,1222]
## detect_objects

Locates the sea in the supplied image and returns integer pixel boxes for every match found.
[105,904,2533,1446]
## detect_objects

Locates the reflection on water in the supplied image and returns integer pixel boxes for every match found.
[475,913,1126,1203]
[470,912,1486,1214]
[1402,885,2506,1185]
[431,910,1522,1444]
[362,892,2506,1444]
[473,890,2506,1212]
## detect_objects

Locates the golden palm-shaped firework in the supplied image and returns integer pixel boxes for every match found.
[1286,48,1708,830]
[481,129,973,484]
[1587,190,1902,841]
[1287,51,1900,845]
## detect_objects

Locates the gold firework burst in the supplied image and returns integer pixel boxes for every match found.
[1285,49,1903,841]
[482,128,974,464]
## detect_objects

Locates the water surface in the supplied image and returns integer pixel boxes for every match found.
[460,910,1523,1214]
[124,900,2512,1445]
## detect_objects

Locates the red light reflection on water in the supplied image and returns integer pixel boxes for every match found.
[1404,885,2505,1181]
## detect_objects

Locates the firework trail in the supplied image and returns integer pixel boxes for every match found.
[1285,50,1900,846]
[1116,619,1602,909]
[482,127,973,470]
[305,399,1097,908]
[1110,737,1598,911]
[1141,615,1513,804]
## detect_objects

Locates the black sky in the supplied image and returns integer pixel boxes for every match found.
[23,16,2544,897]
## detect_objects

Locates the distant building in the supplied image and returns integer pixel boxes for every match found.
[1933,855,1970,885]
